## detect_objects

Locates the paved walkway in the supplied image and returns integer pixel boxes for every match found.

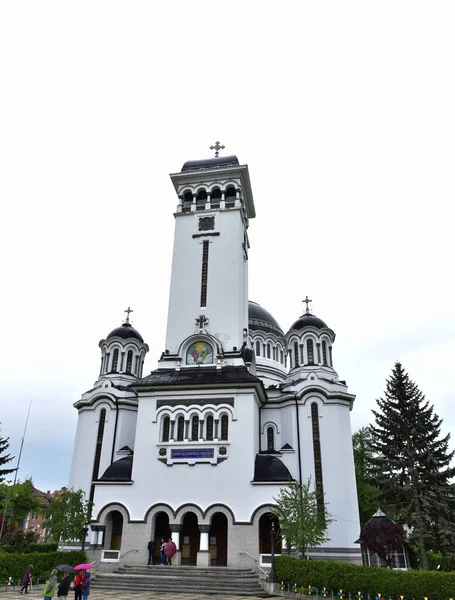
[7,591,268,600]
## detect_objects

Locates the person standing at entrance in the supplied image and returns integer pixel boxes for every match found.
[147,537,156,565]
[160,538,166,564]
[164,537,177,565]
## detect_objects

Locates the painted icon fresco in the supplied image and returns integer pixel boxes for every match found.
[187,341,213,365]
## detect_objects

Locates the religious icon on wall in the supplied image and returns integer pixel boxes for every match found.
[187,341,213,365]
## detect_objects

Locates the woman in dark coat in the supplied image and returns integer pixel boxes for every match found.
[20,564,33,594]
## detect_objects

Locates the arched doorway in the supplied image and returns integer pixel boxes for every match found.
[106,510,123,550]
[154,512,171,563]
[209,512,228,566]
[181,512,200,565]
[259,513,281,554]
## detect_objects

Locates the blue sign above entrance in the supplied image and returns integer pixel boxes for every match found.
[171,448,215,460]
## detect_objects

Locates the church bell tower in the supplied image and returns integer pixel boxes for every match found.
[161,148,256,365]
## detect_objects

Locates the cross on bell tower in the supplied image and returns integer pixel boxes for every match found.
[302,296,312,315]
[210,141,225,157]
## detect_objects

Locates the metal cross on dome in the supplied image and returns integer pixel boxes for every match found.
[195,314,209,329]
[302,296,312,315]
[210,141,225,157]
[124,306,133,324]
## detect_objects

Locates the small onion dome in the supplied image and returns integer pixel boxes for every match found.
[248,301,284,336]
[289,313,328,331]
[107,322,144,343]
[99,455,133,482]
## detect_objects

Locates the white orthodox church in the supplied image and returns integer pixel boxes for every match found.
[68,151,361,567]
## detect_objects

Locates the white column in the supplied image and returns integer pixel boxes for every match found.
[200,531,209,551]
[172,530,180,550]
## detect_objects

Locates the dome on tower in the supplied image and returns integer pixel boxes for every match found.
[107,322,144,343]
[248,301,283,336]
[289,313,328,331]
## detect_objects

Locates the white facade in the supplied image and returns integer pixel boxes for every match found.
[68,154,361,566]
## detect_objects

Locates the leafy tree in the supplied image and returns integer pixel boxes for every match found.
[272,478,333,558]
[352,427,381,525]
[0,424,15,482]
[43,488,93,543]
[369,362,455,570]
[0,478,41,528]
[0,529,38,552]
[357,514,407,567]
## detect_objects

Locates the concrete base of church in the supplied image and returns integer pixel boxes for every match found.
[172,551,181,565]
[197,550,211,567]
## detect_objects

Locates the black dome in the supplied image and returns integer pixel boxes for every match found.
[248,301,283,336]
[181,155,239,172]
[289,313,328,331]
[107,322,144,343]
[99,456,133,482]
[253,454,294,482]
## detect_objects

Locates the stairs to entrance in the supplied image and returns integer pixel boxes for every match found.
[92,564,267,596]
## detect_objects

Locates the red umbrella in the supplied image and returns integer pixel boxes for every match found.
[164,541,177,558]
[73,564,94,570]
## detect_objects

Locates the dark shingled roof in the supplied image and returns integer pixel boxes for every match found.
[288,313,328,331]
[248,301,284,336]
[107,322,144,343]
[134,366,262,388]
[181,155,239,172]
[253,454,294,483]
[99,456,133,482]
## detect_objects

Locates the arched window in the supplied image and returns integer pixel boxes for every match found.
[311,402,325,519]
[211,188,221,208]
[267,343,271,359]
[225,186,236,207]
[196,189,207,210]
[206,415,214,441]
[256,340,261,356]
[220,415,229,440]
[183,191,193,212]
[280,349,284,364]
[111,349,119,372]
[307,339,314,365]
[162,416,170,442]
[177,416,184,441]
[126,350,133,374]
[191,416,199,441]
[322,341,328,365]
[91,409,106,481]
[267,426,275,451]
[294,342,299,367]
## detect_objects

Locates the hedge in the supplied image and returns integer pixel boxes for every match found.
[0,551,86,585]
[275,556,455,599]
[0,542,59,554]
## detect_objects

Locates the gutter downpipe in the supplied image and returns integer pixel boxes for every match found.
[294,393,303,486]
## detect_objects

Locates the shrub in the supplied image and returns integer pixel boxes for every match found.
[275,556,455,598]
[0,550,86,585]
[26,543,59,554]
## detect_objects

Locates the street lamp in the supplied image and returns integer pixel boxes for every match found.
[81,524,89,553]
[269,520,277,584]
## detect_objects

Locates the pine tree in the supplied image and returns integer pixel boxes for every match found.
[369,362,455,569]
[0,424,15,482]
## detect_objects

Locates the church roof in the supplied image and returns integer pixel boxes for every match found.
[288,313,328,331]
[253,454,294,483]
[181,155,239,172]
[248,301,284,336]
[134,366,263,388]
[106,322,144,343]
[98,455,133,482]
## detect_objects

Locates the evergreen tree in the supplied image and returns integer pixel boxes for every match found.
[0,424,15,482]
[369,362,455,569]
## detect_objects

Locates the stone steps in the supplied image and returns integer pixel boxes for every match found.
[91,565,266,596]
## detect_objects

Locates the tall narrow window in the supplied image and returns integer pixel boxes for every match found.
[255,340,261,356]
[134,355,139,375]
[191,416,199,441]
[211,188,221,208]
[280,349,284,364]
[196,189,207,210]
[177,416,184,441]
[311,402,325,519]
[267,426,275,451]
[183,191,193,212]
[267,343,271,359]
[91,409,106,481]
[294,342,299,367]
[307,339,314,365]
[111,349,119,372]
[200,241,209,307]
[322,341,327,365]
[126,350,133,374]
[206,415,214,441]
[162,416,170,442]
[220,415,229,440]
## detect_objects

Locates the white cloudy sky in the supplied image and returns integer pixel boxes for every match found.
[0,1,454,493]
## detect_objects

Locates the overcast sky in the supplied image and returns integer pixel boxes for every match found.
[1,1,454,494]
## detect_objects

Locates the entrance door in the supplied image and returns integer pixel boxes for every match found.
[181,512,200,565]
[109,510,123,550]
[209,512,228,566]
[259,513,281,554]
[154,512,171,564]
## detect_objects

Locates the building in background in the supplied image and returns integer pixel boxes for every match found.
[69,151,361,567]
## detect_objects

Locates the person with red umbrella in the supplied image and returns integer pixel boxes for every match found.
[163,537,177,565]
